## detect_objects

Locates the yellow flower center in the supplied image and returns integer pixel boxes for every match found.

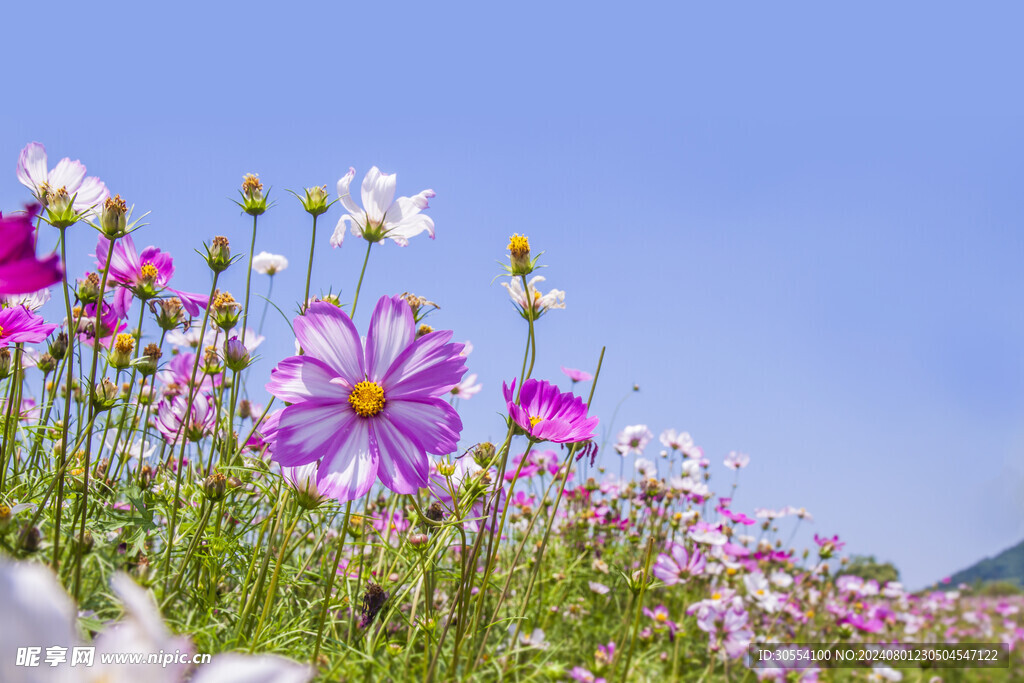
[242,173,263,195]
[655,612,668,623]
[756,589,765,596]
[140,261,159,281]
[711,592,722,600]
[213,291,237,308]
[508,233,530,257]
[726,567,738,576]
[348,381,386,417]
[529,415,542,428]
[114,333,135,355]
[0,325,5,338]
[0,504,10,519]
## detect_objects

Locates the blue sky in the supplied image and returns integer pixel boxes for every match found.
[3,1,1023,589]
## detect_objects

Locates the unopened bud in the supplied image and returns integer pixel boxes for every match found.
[299,185,330,217]
[223,336,250,372]
[98,194,128,237]
[205,236,232,272]
[203,472,227,501]
[507,233,533,275]
[93,378,119,411]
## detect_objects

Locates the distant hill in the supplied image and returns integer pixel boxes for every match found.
[948,539,1024,587]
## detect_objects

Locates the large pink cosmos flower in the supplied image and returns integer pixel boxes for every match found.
[0,206,63,295]
[266,296,467,501]
[503,378,598,443]
[16,142,108,215]
[95,234,207,318]
[330,167,435,247]
[653,543,706,585]
[0,306,58,348]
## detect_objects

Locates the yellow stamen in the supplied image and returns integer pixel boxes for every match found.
[655,612,668,623]
[348,380,386,417]
[711,592,722,600]
[114,333,135,355]
[213,291,237,308]
[140,261,159,281]
[242,173,263,194]
[507,233,530,257]
[529,415,542,428]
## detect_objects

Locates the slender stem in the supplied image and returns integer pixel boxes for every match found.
[53,226,77,572]
[303,213,318,312]
[313,500,352,663]
[241,214,258,347]
[257,276,274,335]
[350,241,372,319]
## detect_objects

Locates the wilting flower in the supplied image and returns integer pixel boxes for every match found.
[331,166,435,247]
[503,378,598,444]
[561,366,593,383]
[16,142,108,218]
[266,296,466,501]
[96,234,206,318]
[358,582,389,629]
[0,306,58,348]
[724,451,750,470]
[252,251,289,275]
[615,425,653,456]
[654,543,706,585]
[501,275,565,318]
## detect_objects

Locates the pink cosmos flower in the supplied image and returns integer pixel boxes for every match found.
[724,451,750,470]
[503,378,598,444]
[448,372,482,400]
[561,366,593,383]
[0,206,63,294]
[331,167,435,247]
[642,605,679,636]
[266,297,466,501]
[0,306,57,347]
[16,142,108,215]
[156,393,216,444]
[95,234,207,318]
[76,301,127,349]
[653,543,706,585]
[615,424,652,456]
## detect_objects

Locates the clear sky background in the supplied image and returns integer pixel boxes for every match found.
[2,2,1023,589]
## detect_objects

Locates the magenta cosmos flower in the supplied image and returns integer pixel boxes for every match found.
[0,206,63,295]
[266,296,467,501]
[503,378,598,443]
[96,234,207,318]
[0,306,58,348]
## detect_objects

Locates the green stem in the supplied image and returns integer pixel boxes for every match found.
[313,500,352,663]
[241,214,258,347]
[53,226,77,572]
[350,241,372,319]
[303,213,318,312]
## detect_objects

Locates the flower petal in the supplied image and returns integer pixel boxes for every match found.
[366,295,415,382]
[16,143,48,193]
[273,401,354,467]
[382,398,462,455]
[48,157,87,194]
[293,302,364,382]
[371,417,428,494]
[381,330,466,399]
[267,356,350,404]
[361,166,396,224]
[316,418,378,502]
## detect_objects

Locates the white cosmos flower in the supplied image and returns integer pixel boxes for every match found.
[634,457,657,479]
[501,276,565,317]
[16,142,109,216]
[448,373,482,400]
[251,252,289,275]
[331,166,435,247]
[1,288,52,311]
[615,424,653,456]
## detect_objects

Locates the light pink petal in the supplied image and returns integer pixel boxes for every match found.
[73,176,109,214]
[382,398,462,455]
[316,418,378,502]
[386,214,435,246]
[16,142,48,192]
[266,356,350,404]
[293,302,364,382]
[336,167,362,216]
[371,417,428,494]
[273,401,354,467]
[365,295,415,381]
[361,166,395,224]
[381,330,466,399]
[48,157,87,193]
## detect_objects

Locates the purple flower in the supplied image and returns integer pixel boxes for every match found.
[155,393,216,444]
[95,234,206,318]
[503,378,598,443]
[653,543,706,585]
[724,451,750,470]
[76,301,127,349]
[0,206,63,295]
[266,297,466,501]
[0,306,57,348]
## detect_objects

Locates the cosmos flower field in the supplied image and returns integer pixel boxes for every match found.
[0,143,1020,682]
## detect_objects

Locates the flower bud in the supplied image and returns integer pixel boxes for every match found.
[408,532,429,548]
[0,348,11,379]
[153,298,185,331]
[507,233,534,275]
[93,378,119,411]
[398,292,439,323]
[203,472,227,501]
[33,352,55,375]
[77,272,102,304]
[18,526,41,553]
[204,236,232,273]
[108,332,136,369]
[416,324,433,338]
[201,345,222,375]
[299,185,330,217]
[135,343,162,376]
[240,174,268,216]
[0,504,12,534]
[98,194,128,238]
[238,399,252,419]
[223,336,250,372]
[210,291,241,331]
[73,530,94,556]
[472,442,496,468]
[48,332,69,361]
